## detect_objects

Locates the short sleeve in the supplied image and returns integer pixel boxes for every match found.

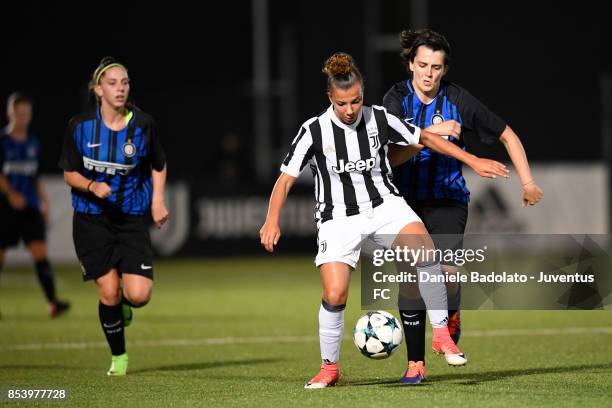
[147,119,166,171]
[280,125,314,178]
[58,119,82,172]
[456,87,506,146]
[385,110,421,146]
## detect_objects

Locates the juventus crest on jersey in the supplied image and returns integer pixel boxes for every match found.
[281,104,421,223]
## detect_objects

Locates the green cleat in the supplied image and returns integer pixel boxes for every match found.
[107,353,128,376]
[122,303,132,327]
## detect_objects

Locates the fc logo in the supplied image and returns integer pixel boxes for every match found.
[319,240,327,253]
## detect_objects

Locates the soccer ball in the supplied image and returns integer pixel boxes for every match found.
[353,311,403,359]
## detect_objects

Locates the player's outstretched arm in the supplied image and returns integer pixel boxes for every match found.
[420,130,509,179]
[388,120,462,167]
[260,172,297,253]
[499,126,543,206]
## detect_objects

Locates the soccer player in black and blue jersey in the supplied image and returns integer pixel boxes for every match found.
[0,92,70,318]
[58,57,168,376]
[383,29,544,384]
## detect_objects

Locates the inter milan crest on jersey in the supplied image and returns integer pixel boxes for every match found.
[431,113,445,125]
[28,146,37,158]
[122,142,136,158]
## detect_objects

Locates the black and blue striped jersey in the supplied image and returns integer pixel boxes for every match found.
[58,108,166,215]
[0,132,41,209]
[383,80,506,203]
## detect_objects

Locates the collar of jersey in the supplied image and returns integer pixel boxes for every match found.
[327,104,363,131]
[96,107,135,130]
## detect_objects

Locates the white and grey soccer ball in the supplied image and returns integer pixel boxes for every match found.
[353,311,403,359]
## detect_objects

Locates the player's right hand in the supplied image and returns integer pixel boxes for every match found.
[469,158,509,179]
[259,221,281,253]
[90,181,112,199]
[8,191,27,210]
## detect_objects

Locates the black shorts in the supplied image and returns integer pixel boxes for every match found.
[0,207,46,249]
[73,211,154,281]
[406,199,468,265]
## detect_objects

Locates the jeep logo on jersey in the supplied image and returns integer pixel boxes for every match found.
[332,158,375,174]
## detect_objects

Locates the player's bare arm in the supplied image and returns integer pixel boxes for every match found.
[388,119,461,167]
[499,125,543,206]
[260,172,296,253]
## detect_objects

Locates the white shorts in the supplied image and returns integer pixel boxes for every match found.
[315,196,422,268]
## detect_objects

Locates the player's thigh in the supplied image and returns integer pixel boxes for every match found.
[421,201,467,267]
[73,212,120,282]
[116,214,154,281]
[21,209,46,252]
[315,216,363,270]
[371,196,432,253]
[0,207,20,249]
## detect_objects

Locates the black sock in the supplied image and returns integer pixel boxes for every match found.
[35,259,56,303]
[448,283,462,344]
[98,302,126,356]
[398,309,427,363]
[448,281,462,322]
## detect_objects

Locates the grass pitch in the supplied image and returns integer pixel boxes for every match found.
[1,257,611,407]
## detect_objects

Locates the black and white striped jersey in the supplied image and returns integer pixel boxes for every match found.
[281,104,421,223]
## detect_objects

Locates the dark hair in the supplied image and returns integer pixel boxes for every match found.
[89,56,134,108]
[7,91,33,110]
[399,29,451,69]
[322,52,364,93]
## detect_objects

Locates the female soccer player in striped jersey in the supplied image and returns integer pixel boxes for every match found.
[59,57,168,376]
[259,52,509,389]
[383,29,544,384]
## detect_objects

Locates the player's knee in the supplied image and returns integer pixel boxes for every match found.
[99,285,122,305]
[323,288,348,306]
[123,287,152,307]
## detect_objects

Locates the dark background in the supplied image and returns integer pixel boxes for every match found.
[0,0,608,185]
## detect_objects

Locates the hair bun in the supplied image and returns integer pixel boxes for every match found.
[322,52,354,77]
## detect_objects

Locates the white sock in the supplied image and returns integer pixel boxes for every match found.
[416,262,449,328]
[318,302,345,363]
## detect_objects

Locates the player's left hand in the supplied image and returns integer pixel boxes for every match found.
[469,157,509,179]
[151,200,169,228]
[522,182,543,207]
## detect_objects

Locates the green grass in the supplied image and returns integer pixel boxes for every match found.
[1,257,611,407]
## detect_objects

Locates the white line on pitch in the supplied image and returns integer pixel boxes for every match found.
[1,327,611,352]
